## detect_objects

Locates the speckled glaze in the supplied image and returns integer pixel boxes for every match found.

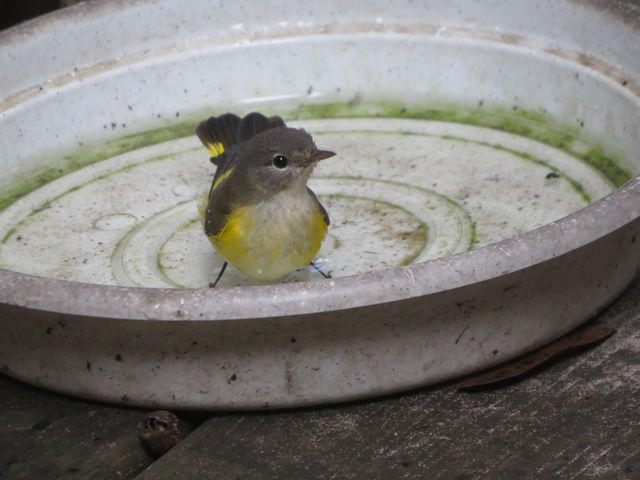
[0,0,639,409]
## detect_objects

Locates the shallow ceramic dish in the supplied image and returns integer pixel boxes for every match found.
[0,0,638,409]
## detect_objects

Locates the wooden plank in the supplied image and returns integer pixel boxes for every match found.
[136,277,640,480]
[600,449,640,480]
[0,376,154,479]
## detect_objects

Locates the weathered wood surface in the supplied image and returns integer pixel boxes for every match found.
[0,378,153,479]
[1,277,639,480]
[137,277,640,480]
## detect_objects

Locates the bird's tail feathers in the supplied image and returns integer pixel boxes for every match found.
[196,112,286,165]
[237,112,285,143]
[196,113,241,163]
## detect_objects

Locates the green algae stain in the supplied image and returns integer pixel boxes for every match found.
[0,120,202,212]
[110,122,199,154]
[442,134,592,204]
[581,146,630,187]
[288,101,632,187]
[0,150,194,246]
[469,221,478,247]
[0,101,631,213]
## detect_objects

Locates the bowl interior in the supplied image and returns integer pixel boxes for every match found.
[1,4,639,289]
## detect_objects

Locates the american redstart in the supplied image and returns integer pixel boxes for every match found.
[195,112,336,287]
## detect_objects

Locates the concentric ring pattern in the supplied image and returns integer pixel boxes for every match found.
[0,118,613,287]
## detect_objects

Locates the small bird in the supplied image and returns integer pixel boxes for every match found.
[196,112,336,286]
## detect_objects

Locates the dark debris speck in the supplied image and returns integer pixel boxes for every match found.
[31,421,50,431]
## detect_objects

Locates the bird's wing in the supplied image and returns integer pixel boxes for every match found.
[307,187,330,226]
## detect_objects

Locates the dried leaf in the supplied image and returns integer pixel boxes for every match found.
[456,326,615,390]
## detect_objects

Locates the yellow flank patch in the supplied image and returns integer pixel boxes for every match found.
[212,167,234,191]
[206,141,225,157]
[309,211,329,256]
[210,206,251,265]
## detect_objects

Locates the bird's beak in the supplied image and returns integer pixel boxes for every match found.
[312,149,336,161]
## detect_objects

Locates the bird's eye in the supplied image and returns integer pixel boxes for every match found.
[272,154,288,169]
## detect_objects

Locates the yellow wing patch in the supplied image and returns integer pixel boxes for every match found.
[206,141,226,157]
[212,167,234,191]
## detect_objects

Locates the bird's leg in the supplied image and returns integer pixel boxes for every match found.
[209,261,228,288]
[310,261,331,279]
